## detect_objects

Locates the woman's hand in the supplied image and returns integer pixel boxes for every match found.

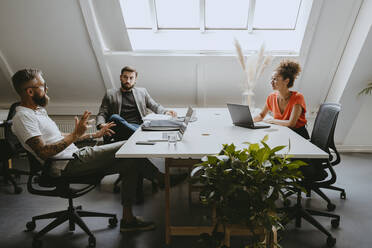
[264,118,276,124]
[166,110,177,118]
[95,121,116,138]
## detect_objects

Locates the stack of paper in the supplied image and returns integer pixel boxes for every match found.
[142,113,173,121]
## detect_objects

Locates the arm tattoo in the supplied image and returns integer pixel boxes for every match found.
[26,136,69,160]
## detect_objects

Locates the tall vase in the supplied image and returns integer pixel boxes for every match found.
[242,90,255,109]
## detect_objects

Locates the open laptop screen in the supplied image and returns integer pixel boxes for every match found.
[227,103,270,129]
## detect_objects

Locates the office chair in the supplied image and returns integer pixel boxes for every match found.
[25,153,118,248]
[0,102,29,194]
[284,103,343,247]
[305,103,345,211]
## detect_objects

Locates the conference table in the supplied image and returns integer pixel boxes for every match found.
[115,108,329,245]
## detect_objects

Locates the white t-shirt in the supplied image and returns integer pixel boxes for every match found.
[12,106,78,174]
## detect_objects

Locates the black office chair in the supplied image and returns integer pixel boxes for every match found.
[25,153,118,248]
[283,103,343,247]
[305,103,345,211]
[0,102,29,194]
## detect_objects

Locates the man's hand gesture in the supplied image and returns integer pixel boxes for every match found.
[96,122,116,138]
[73,111,91,139]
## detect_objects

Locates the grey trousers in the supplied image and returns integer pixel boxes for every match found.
[61,141,159,207]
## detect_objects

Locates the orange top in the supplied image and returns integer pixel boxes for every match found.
[266,91,307,128]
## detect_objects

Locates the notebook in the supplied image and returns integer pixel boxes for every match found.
[147,107,194,142]
[227,103,270,129]
[142,106,194,131]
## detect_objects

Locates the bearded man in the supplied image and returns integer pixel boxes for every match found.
[10,68,186,232]
[96,66,177,141]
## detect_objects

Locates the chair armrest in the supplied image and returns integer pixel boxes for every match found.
[0,120,12,127]
[48,154,75,161]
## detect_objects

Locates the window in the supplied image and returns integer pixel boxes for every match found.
[120,0,312,54]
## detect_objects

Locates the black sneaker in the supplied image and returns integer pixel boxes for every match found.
[120,217,155,232]
[157,173,188,189]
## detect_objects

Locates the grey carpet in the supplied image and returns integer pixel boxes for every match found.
[0,153,371,248]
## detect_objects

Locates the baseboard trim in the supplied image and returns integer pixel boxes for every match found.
[337,145,372,153]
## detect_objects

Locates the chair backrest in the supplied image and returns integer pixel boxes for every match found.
[310,103,341,154]
[4,102,24,154]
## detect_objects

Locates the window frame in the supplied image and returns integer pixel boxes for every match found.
[119,0,313,55]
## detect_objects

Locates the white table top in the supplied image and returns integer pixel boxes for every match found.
[115,108,328,159]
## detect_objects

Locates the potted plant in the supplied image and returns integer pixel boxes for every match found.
[191,135,306,248]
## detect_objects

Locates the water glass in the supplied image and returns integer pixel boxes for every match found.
[167,132,178,145]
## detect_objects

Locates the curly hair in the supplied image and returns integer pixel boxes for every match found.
[276,60,301,88]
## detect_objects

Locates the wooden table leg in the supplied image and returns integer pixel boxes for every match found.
[165,158,171,245]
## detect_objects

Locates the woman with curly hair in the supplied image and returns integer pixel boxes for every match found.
[254,59,309,139]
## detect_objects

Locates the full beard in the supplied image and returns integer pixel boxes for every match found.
[121,82,135,91]
[33,94,49,107]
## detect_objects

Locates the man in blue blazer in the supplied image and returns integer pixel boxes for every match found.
[96,66,176,141]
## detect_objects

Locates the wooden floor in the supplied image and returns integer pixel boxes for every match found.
[0,153,371,248]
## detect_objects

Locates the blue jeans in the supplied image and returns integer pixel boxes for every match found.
[108,114,140,141]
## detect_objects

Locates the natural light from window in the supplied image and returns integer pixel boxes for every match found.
[120,0,313,54]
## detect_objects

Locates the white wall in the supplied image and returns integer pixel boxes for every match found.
[324,0,372,150]
[338,28,372,148]
[0,0,105,113]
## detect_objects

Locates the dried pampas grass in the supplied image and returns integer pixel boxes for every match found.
[234,39,273,94]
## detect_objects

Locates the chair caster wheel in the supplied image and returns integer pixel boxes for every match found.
[26,221,36,231]
[109,217,118,228]
[340,191,346,199]
[32,238,42,248]
[14,186,23,194]
[327,203,336,211]
[69,222,75,231]
[326,236,336,247]
[113,185,120,193]
[331,218,340,228]
[88,236,96,248]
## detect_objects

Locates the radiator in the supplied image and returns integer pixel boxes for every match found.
[0,118,97,139]
[53,119,97,134]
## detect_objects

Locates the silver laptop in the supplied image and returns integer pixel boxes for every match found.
[147,106,194,142]
[227,103,270,129]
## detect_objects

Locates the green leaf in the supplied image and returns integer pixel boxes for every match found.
[207,155,218,165]
[262,135,269,143]
[261,141,270,150]
[271,145,286,154]
[286,160,307,170]
[249,143,260,152]
[225,143,236,154]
